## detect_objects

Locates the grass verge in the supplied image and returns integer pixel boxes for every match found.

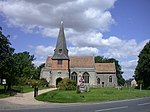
[0,85,49,98]
[35,87,150,103]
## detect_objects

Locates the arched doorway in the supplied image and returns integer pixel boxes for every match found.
[56,77,62,86]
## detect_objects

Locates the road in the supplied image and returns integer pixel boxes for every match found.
[0,97,150,112]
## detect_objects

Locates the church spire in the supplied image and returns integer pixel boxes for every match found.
[52,20,69,60]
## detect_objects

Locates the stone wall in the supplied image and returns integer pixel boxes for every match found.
[41,67,118,88]
[96,73,117,87]
[40,67,51,82]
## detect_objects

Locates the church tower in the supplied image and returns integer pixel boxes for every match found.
[51,20,70,86]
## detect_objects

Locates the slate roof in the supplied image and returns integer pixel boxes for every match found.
[52,21,69,60]
[95,63,116,74]
[70,56,95,68]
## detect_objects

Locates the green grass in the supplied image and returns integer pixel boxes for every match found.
[0,85,49,98]
[0,85,10,98]
[20,85,49,93]
[36,87,150,103]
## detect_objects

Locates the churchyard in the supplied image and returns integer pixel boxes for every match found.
[35,87,150,103]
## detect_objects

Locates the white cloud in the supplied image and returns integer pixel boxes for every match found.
[33,60,45,67]
[35,45,54,56]
[69,46,99,56]
[32,45,99,66]
[33,45,99,57]
[67,31,122,48]
[1,0,149,80]
[121,59,138,79]
[0,0,116,33]
[41,28,59,38]
[104,39,150,59]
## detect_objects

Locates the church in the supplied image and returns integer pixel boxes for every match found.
[40,21,117,87]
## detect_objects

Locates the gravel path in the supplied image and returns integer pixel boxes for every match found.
[0,88,57,105]
[0,88,83,110]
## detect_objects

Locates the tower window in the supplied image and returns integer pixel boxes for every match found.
[58,60,62,65]
[59,49,62,53]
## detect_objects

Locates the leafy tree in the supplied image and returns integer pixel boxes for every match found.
[134,41,150,89]
[0,27,41,91]
[0,27,15,90]
[35,63,45,80]
[12,52,36,79]
[95,56,125,86]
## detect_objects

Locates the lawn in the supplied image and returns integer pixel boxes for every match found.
[36,87,150,103]
[14,85,49,93]
[0,85,49,98]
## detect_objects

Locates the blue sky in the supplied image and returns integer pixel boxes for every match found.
[0,0,150,79]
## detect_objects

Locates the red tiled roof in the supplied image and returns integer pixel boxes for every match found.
[95,63,116,73]
[70,56,94,68]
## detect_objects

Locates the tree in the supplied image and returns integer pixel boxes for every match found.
[0,27,40,91]
[12,52,37,79]
[134,41,150,89]
[95,56,125,86]
[0,27,15,90]
[35,63,45,80]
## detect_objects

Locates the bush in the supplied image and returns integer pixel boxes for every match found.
[57,78,76,90]
[39,78,49,87]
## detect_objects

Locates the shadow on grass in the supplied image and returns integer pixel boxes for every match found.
[0,87,23,98]
[0,89,10,98]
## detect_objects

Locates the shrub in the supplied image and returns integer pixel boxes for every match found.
[57,78,76,90]
[39,78,49,87]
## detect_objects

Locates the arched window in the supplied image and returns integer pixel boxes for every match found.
[71,72,77,83]
[97,78,100,84]
[83,72,89,83]
[109,76,112,82]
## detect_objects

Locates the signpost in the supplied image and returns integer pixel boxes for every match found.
[79,76,86,93]
[2,79,6,92]
[2,79,6,85]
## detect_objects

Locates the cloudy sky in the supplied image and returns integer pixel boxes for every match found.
[0,0,150,79]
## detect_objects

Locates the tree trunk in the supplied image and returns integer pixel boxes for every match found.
[7,81,11,91]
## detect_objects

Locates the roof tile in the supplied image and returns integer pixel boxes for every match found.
[70,56,94,68]
[95,63,116,73]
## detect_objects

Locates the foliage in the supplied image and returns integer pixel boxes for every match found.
[39,78,49,87]
[35,63,45,80]
[36,87,150,103]
[0,27,42,91]
[0,85,10,98]
[95,56,125,86]
[12,52,36,78]
[57,78,76,90]
[0,27,15,90]
[134,41,150,89]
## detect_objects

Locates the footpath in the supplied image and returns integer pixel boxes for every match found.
[0,88,58,110]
